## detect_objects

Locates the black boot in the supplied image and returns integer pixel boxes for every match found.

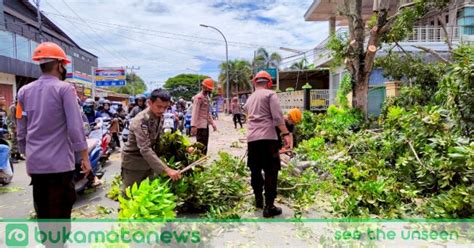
[263,205,282,218]
[16,153,25,161]
[255,194,263,209]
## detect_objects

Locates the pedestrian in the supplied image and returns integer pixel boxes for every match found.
[128,94,147,119]
[16,42,91,221]
[231,96,243,129]
[0,96,8,139]
[7,98,24,163]
[191,78,217,154]
[121,88,181,193]
[244,70,291,218]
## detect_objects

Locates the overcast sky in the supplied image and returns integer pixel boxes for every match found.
[37,0,328,90]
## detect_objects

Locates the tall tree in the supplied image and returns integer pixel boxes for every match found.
[164,74,209,100]
[110,73,146,95]
[254,47,282,69]
[328,0,450,117]
[219,59,253,95]
[290,58,309,70]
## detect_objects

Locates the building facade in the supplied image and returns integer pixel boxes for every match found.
[0,0,98,105]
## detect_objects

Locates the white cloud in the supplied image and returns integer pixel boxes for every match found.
[39,0,329,90]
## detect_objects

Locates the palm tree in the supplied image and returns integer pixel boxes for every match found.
[253,48,282,69]
[219,59,253,95]
[290,58,309,70]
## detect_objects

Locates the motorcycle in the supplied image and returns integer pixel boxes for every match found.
[0,134,13,185]
[121,116,130,143]
[74,138,104,194]
[240,103,247,124]
[89,118,114,162]
[163,112,175,133]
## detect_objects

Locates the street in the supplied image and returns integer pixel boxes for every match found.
[0,115,253,219]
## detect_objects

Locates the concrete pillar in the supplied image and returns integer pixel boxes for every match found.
[385,81,401,97]
[329,16,336,35]
[0,0,5,30]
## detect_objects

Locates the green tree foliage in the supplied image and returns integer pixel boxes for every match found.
[253,47,282,69]
[327,0,450,116]
[219,59,253,94]
[289,58,310,70]
[164,74,210,100]
[110,73,147,95]
[294,46,473,218]
[336,74,352,108]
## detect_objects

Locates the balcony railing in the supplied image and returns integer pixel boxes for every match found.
[312,26,462,66]
[407,26,460,43]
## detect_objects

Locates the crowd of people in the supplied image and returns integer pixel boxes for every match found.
[0,41,305,234]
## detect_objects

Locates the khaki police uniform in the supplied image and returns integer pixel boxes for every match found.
[121,108,168,192]
[191,91,214,154]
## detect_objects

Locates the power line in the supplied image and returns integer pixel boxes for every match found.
[58,0,132,64]
[42,11,280,49]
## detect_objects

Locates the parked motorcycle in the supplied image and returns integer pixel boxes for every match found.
[74,138,104,194]
[0,135,13,185]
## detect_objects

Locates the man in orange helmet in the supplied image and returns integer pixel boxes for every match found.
[16,42,91,222]
[191,78,217,154]
[244,70,291,218]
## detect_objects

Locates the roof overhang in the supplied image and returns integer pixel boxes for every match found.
[304,0,399,22]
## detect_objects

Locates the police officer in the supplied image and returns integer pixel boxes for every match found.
[245,71,291,218]
[121,89,181,193]
[191,78,217,154]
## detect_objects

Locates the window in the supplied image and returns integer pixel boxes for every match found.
[16,35,30,62]
[66,55,73,73]
[0,30,14,58]
[458,7,474,35]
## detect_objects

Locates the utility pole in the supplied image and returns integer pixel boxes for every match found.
[33,0,43,42]
[126,66,140,96]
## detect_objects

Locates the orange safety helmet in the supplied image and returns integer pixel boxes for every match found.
[288,108,302,124]
[252,70,273,88]
[32,42,71,64]
[202,78,215,90]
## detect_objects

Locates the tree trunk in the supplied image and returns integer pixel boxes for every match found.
[353,74,369,115]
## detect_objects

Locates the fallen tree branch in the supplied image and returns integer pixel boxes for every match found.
[179,156,210,174]
[278,183,313,191]
[412,45,450,64]
[407,141,434,173]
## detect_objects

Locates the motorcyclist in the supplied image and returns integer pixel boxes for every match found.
[177,97,186,113]
[96,100,113,119]
[128,94,146,119]
[83,98,96,125]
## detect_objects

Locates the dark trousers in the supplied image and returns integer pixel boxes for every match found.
[233,114,243,128]
[196,128,209,154]
[112,132,121,147]
[31,171,76,219]
[31,171,76,247]
[247,140,281,206]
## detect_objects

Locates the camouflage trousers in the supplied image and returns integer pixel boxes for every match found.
[9,131,18,155]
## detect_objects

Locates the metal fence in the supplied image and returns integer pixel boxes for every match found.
[310,89,330,111]
[277,89,331,113]
[277,91,304,113]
